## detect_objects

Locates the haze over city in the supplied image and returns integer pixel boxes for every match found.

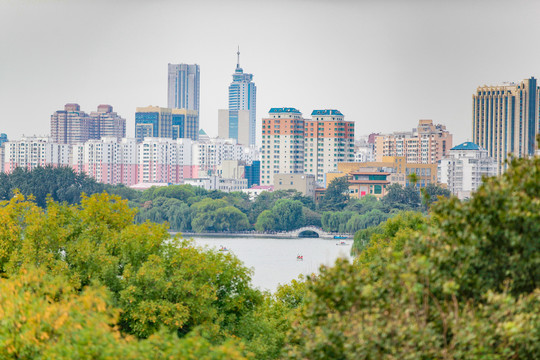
[1,0,540,144]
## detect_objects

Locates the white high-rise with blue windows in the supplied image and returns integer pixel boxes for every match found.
[227,49,256,146]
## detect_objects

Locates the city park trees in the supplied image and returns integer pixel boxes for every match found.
[0,148,538,358]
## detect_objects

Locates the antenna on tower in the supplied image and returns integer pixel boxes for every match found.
[236,46,240,69]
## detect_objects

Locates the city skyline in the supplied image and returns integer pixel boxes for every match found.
[2,1,540,145]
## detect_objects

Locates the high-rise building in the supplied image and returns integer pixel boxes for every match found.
[167,64,200,111]
[135,106,173,141]
[472,77,539,174]
[226,49,257,146]
[261,108,305,185]
[51,104,126,145]
[51,104,94,144]
[438,142,497,199]
[89,105,126,140]
[374,120,452,164]
[304,110,355,184]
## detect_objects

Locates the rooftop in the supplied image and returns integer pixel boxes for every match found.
[269,107,301,114]
[451,142,482,151]
[311,109,343,116]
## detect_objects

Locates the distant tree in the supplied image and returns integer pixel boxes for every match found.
[255,210,276,232]
[318,177,350,211]
[272,199,305,231]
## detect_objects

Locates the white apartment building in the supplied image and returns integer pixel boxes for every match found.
[3,137,71,173]
[184,176,248,192]
[438,142,497,200]
[193,137,249,176]
[137,137,196,184]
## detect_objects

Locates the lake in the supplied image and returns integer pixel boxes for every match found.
[188,235,352,292]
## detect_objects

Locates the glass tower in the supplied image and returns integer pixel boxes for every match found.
[228,49,257,146]
[167,64,200,111]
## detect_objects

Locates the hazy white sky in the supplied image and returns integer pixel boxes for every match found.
[1,0,539,145]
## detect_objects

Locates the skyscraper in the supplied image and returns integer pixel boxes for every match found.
[167,64,200,111]
[472,77,539,174]
[227,48,256,146]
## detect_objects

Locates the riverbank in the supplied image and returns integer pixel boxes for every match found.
[172,231,352,240]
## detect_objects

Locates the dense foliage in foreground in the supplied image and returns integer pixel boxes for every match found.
[0,153,537,358]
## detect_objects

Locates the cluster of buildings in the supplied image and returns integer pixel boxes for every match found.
[1,54,538,201]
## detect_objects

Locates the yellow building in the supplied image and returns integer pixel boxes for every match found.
[326,156,438,189]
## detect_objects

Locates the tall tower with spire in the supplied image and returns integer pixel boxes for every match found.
[227,48,257,146]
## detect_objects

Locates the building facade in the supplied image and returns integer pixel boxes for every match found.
[472,77,539,174]
[51,104,94,145]
[89,105,126,140]
[167,64,200,111]
[438,142,497,200]
[261,108,305,185]
[274,173,316,198]
[3,137,71,173]
[172,108,199,141]
[227,50,257,146]
[51,104,125,145]
[218,109,250,146]
[135,106,173,141]
[329,156,438,188]
[374,120,452,164]
[304,110,355,184]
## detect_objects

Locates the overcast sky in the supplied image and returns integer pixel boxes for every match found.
[1,0,539,145]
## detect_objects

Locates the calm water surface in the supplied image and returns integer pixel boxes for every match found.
[189,236,352,292]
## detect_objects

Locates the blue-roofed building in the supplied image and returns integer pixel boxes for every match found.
[310,109,343,116]
[450,142,481,151]
[269,107,302,114]
[438,141,497,199]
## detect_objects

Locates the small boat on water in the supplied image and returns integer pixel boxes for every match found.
[296,255,304,261]
[334,235,348,240]
[336,241,350,246]
[219,246,229,252]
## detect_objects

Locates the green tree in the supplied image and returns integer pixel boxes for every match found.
[255,210,276,232]
[272,199,305,231]
[285,152,540,359]
[318,176,350,211]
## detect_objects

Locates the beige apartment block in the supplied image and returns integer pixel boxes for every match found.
[472,77,539,174]
[374,120,452,164]
[260,108,305,185]
[274,173,316,198]
[304,110,355,185]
